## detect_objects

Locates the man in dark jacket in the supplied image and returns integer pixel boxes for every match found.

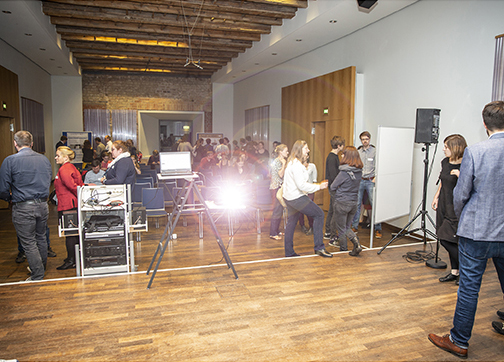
[324,136,345,240]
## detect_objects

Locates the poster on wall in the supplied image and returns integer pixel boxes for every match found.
[62,131,92,164]
[196,133,223,150]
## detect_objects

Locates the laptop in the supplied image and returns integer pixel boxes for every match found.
[159,152,193,176]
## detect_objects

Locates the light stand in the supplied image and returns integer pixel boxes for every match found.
[377,143,446,268]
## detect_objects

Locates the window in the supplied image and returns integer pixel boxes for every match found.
[492,33,504,101]
[245,105,269,145]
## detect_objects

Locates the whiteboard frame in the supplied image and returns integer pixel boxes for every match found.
[371,126,415,247]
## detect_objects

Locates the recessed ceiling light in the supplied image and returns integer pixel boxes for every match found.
[25,33,32,36]
[329,20,337,23]
[2,10,12,14]
[296,39,302,42]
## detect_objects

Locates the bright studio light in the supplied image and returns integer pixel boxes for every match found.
[219,184,247,209]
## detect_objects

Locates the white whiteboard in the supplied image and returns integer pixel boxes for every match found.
[374,126,415,223]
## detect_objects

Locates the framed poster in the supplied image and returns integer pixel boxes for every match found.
[62,131,93,164]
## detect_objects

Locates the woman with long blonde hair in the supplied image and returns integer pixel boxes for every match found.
[282,140,331,257]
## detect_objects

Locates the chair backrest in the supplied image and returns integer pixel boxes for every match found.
[133,182,151,203]
[161,181,176,205]
[142,187,165,210]
[135,175,153,187]
[255,179,272,205]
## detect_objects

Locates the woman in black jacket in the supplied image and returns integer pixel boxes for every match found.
[330,146,363,256]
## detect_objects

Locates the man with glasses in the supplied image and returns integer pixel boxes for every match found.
[351,131,382,239]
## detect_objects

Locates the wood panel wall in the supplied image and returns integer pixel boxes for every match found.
[0,65,20,209]
[281,66,356,210]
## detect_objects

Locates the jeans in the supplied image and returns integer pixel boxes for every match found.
[450,237,504,347]
[351,179,381,231]
[284,195,325,256]
[298,193,314,228]
[325,190,335,235]
[12,201,49,280]
[269,188,284,236]
[18,226,51,253]
[334,200,358,250]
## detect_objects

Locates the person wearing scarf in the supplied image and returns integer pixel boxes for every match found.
[101,140,136,187]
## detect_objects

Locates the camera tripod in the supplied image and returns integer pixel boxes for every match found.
[377,143,447,268]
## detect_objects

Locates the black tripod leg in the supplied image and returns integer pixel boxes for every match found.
[377,211,422,254]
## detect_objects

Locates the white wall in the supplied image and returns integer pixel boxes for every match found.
[0,39,54,163]
[51,75,83,170]
[226,0,504,231]
[138,113,160,157]
[212,83,234,139]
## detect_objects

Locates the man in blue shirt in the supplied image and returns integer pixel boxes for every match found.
[0,131,52,281]
[428,101,504,358]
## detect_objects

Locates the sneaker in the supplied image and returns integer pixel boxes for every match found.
[25,276,33,281]
[351,227,358,233]
[305,227,313,235]
[324,233,331,240]
[48,247,57,258]
[301,226,308,234]
[328,239,339,248]
[15,252,26,263]
[375,230,382,239]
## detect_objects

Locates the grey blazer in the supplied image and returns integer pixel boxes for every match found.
[454,132,504,241]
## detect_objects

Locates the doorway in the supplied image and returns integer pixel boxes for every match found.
[0,116,15,209]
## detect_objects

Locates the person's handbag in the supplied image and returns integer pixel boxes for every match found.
[276,186,287,208]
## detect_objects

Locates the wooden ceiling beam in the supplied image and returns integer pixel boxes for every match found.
[71,49,231,64]
[65,40,238,59]
[78,59,221,71]
[81,66,215,77]
[42,2,272,34]
[58,30,252,52]
[49,17,262,42]
[44,0,300,18]
[75,53,227,67]
[43,0,290,25]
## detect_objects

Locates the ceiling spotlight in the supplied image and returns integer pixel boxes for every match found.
[272,53,277,56]
[357,0,378,12]
[296,39,302,42]
[25,33,32,36]
[39,48,46,51]
[329,20,337,23]
[2,10,12,14]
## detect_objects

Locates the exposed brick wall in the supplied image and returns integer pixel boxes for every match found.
[82,73,213,132]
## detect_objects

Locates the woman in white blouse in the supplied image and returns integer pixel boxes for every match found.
[282,140,331,258]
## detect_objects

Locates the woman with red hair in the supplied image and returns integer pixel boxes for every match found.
[329,146,363,256]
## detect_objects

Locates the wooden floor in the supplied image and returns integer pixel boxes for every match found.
[1,204,504,361]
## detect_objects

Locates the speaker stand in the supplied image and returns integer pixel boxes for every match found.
[378,143,439,256]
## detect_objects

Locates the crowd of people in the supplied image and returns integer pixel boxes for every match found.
[2,101,504,359]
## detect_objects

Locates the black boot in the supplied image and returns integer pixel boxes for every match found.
[57,259,75,270]
[349,237,362,256]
